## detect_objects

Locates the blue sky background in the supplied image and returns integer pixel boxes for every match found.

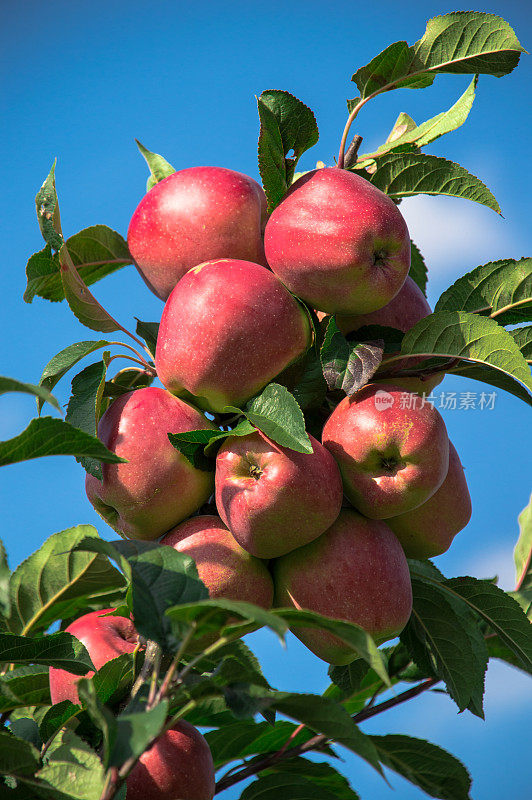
[1,1,531,798]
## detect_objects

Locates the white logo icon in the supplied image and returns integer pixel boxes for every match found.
[374,390,395,411]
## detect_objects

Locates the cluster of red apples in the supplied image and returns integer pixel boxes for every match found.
[51,164,472,800]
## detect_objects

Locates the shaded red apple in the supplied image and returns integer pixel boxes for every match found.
[322,384,449,518]
[387,441,472,558]
[49,608,138,705]
[155,259,312,412]
[126,721,215,800]
[161,515,274,608]
[128,166,267,300]
[215,431,343,559]
[273,509,412,664]
[86,387,215,539]
[264,167,410,314]
[330,276,444,394]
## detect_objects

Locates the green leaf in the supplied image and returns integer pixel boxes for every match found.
[272,692,382,774]
[446,362,532,407]
[7,525,124,636]
[0,416,127,468]
[0,731,40,776]
[0,631,95,673]
[257,90,319,211]
[0,376,60,413]
[135,139,176,191]
[25,227,131,305]
[511,327,532,362]
[205,720,311,768]
[359,77,478,162]
[108,692,168,769]
[135,319,159,356]
[320,317,383,395]
[91,653,136,704]
[9,717,42,749]
[401,570,488,714]
[444,578,532,674]
[515,494,532,595]
[240,772,340,800]
[372,734,472,800]
[0,666,51,713]
[60,243,123,333]
[35,729,106,800]
[273,608,390,686]
[65,358,110,479]
[39,701,81,744]
[35,161,63,251]
[77,679,116,767]
[72,538,208,650]
[408,241,428,295]
[38,341,110,411]
[168,419,254,471]
[352,12,523,99]
[435,257,532,324]
[226,383,312,454]
[367,152,500,213]
[266,758,360,800]
[166,597,287,644]
[392,311,532,405]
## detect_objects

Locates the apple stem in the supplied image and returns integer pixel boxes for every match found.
[343,135,363,168]
[131,640,161,699]
[337,96,373,168]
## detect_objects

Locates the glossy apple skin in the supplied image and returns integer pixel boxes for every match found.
[161,515,274,608]
[155,259,312,413]
[273,509,412,664]
[387,441,472,558]
[215,431,343,559]
[331,276,444,394]
[85,387,215,540]
[264,167,410,315]
[322,384,449,519]
[126,721,215,800]
[128,166,268,300]
[49,609,138,705]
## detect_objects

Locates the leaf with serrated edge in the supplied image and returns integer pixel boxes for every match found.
[367,152,500,213]
[38,340,110,411]
[0,416,127,468]
[0,666,51,713]
[66,357,110,479]
[352,13,523,99]
[389,311,532,404]
[267,757,361,800]
[372,734,472,800]
[7,525,124,636]
[0,375,60,413]
[135,139,176,191]
[511,327,532,362]
[60,242,123,333]
[225,383,312,454]
[35,728,106,800]
[409,240,428,295]
[0,731,41,776]
[436,257,532,324]
[320,317,383,395]
[205,720,311,768]
[0,631,95,673]
[273,607,390,686]
[239,772,341,800]
[359,76,477,162]
[35,161,63,251]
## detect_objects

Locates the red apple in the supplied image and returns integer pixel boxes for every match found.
[155,259,312,412]
[128,166,267,300]
[387,441,472,558]
[126,721,215,800]
[215,431,343,559]
[273,509,412,664]
[264,167,410,315]
[161,515,274,608]
[86,387,215,539]
[49,609,138,705]
[331,276,444,394]
[322,384,449,518]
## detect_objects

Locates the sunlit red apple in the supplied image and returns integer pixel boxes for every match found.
[128,166,267,300]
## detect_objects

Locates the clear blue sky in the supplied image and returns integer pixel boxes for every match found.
[1,2,531,798]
